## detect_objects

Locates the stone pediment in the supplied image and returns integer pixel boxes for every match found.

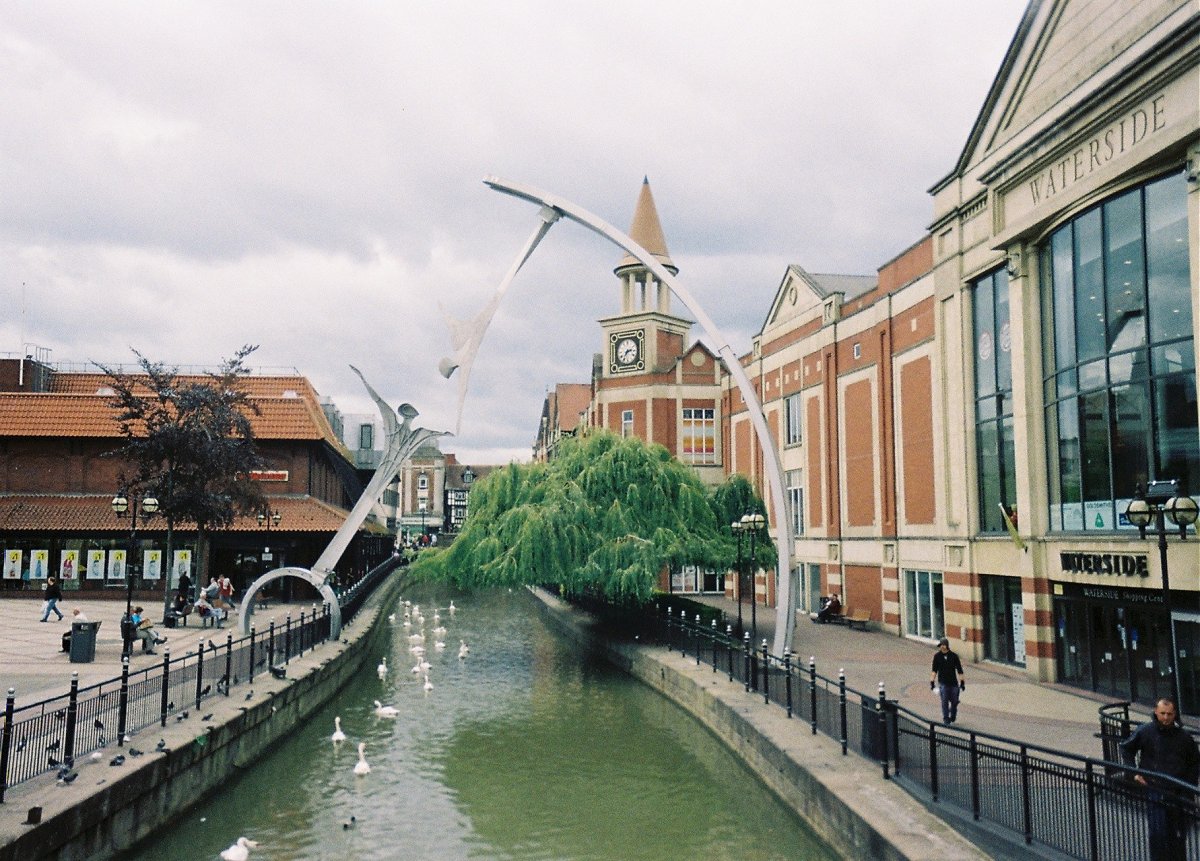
[762,265,874,334]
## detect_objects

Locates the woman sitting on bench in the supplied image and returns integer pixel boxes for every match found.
[816,593,842,623]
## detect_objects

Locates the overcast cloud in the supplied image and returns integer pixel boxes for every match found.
[1,1,1028,464]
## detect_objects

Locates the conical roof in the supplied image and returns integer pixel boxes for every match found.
[616,177,677,274]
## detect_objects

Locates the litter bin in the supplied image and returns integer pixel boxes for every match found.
[69,620,101,663]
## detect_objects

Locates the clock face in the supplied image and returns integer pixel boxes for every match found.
[617,338,639,364]
[610,330,644,373]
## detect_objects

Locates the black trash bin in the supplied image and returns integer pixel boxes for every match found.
[68,620,101,663]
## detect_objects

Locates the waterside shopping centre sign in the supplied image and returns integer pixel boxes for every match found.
[1060,551,1149,578]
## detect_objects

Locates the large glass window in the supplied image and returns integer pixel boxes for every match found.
[786,469,803,536]
[1044,172,1197,531]
[681,407,716,464]
[903,569,944,640]
[621,410,633,438]
[973,268,1016,532]
[785,393,803,445]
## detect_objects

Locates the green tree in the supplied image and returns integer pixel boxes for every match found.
[99,344,266,617]
[417,431,730,602]
[709,472,777,571]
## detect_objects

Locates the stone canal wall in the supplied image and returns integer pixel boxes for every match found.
[0,574,404,861]
[528,587,989,861]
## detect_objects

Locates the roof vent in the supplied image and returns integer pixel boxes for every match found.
[282,389,299,399]
[96,386,115,396]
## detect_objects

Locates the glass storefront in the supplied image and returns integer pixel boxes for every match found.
[903,568,944,640]
[982,574,1025,665]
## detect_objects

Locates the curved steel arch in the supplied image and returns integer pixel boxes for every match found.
[476,176,796,655]
[237,566,342,639]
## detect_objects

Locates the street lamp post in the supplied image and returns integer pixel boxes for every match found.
[257,508,281,597]
[1125,479,1200,714]
[112,492,158,656]
[742,512,766,646]
[731,519,746,638]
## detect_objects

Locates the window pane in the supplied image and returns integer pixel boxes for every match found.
[1074,210,1105,362]
[1155,373,1200,493]
[930,573,945,641]
[1103,190,1146,354]
[995,269,1012,392]
[1146,173,1193,344]
[1079,359,1106,392]
[1001,414,1017,511]
[974,274,996,397]
[905,572,918,636]
[1079,390,1111,504]
[1052,228,1076,367]
[978,421,1001,532]
[1057,399,1082,504]
[1110,382,1149,498]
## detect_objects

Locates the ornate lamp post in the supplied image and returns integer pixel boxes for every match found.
[742,512,766,646]
[112,491,158,655]
[1125,479,1199,713]
[731,519,746,638]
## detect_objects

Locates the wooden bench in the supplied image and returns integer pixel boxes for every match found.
[846,608,871,630]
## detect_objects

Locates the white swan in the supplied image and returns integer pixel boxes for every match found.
[373,700,399,718]
[387,613,396,623]
[219,837,259,861]
[331,716,346,743]
[353,742,371,776]
[420,658,432,671]
[433,625,448,637]
[377,657,388,680]
[423,674,434,692]
[458,640,469,659]
[411,661,422,674]
[435,640,446,652]
[448,601,457,615]
[433,610,441,623]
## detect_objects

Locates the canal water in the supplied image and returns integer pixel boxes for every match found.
[129,586,837,860]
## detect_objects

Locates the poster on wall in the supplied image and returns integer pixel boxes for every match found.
[108,549,127,580]
[86,549,106,580]
[60,549,79,580]
[29,550,49,580]
[172,550,192,588]
[3,550,22,580]
[143,549,162,582]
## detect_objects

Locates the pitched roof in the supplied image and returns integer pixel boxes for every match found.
[616,178,678,273]
[0,493,374,534]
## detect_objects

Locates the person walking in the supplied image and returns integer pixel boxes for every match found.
[929,637,965,724]
[40,576,64,622]
[1120,698,1200,861]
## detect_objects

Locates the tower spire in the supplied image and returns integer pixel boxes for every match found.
[615,177,676,275]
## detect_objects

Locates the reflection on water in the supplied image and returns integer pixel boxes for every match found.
[129,586,837,860]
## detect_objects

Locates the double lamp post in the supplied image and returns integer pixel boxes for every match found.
[730,511,766,644]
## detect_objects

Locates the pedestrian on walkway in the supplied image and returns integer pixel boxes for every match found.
[929,637,965,724]
[1120,698,1199,861]
[40,577,64,622]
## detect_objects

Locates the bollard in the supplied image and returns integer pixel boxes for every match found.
[64,673,79,767]
[299,610,307,656]
[726,625,735,681]
[758,642,768,705]
[809,657,818,735]
[117,658,130,749]
[784,651,793,718]
[225,633,234,694]
[710,620,719,673]
[285,615,293,665]
[665,608,673,653]
[195,645,206,710]
[696,614,702,666]
[878,681,890,779]
[743,632,752,692]
[838,669,848,755]
[268,620,276,670]
[159,651,172,727]
[0,687,15,802]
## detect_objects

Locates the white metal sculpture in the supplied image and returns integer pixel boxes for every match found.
[441,176,796,655]
[236,367,448,637]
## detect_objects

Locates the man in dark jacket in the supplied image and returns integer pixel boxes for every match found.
[1121,698,1200,861]
[929,637,965,724]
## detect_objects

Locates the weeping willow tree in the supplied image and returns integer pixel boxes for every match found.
[416,431,736,602]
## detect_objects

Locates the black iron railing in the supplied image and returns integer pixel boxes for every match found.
[568,594,1200,861]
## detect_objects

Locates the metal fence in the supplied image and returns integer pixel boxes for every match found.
[0,552,406,801]
[575,594,1200,861]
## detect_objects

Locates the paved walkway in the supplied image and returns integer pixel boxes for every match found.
[692,595,1140,760]
[0,596,324,707]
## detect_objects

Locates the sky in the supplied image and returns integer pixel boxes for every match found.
[1,1,1030,465]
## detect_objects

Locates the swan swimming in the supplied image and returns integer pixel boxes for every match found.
[353,742,371,776]
[387,613,396,623]
[458,640,469,659]
[423,674,434,692]
[449,601,457,615]
[377,657,388,680]
[373,700,399,718]
[435,640,446,652]
[219,837,259,861]
[331,716,346,743]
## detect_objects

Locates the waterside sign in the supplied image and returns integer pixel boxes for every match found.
[1060,551,1148,578]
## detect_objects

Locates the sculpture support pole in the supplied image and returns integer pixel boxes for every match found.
[482,176,795,656]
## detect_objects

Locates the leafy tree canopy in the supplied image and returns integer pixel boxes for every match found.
[415,430,772,602]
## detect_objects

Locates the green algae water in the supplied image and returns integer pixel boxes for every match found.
[128,586,837,860]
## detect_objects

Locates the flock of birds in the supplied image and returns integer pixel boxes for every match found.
[207,596,469,859]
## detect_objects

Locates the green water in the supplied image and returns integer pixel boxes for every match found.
[128,587,837,860]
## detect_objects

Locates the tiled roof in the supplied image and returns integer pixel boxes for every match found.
[0,494,378,535]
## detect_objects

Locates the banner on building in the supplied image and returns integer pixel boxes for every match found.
[108,549,127,580]
[3,550,22,580]
[172,550,192,588]
[29,550,49,580]
[86,550,106,580]
[143,549,162,582]
[60,549,79,580]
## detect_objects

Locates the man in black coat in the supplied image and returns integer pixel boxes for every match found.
[929,637,965,724]
[1121,698,1200,861]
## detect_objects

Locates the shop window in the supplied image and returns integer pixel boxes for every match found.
[903,569,944,641]
[972,268,1016,532]
[1043,171,1197,531]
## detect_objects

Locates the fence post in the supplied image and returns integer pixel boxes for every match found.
[929,722,939,800]
[1020,745,1033,845]
[64,673,79,767]
[743,632,752,692]
[249,626,257,683]
[665,608,673,653]
[809,657,818,735]
[838,669,847,754]
[761,640,770,704]
[1084,761,1099,860]
[726,626,734,681]
[695,615,702,666]
[285,615,293,665]
[970,732,981,820]
[195,644,205,710]
[299,610,307,657]
[710,620,719,673]
[0,687,15,802]
[117,657,130,749]
[877,682,890,780]
[159,650,171,727]
[225,633,234,694]
[784,651,793,718]
[268,620,276,670]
